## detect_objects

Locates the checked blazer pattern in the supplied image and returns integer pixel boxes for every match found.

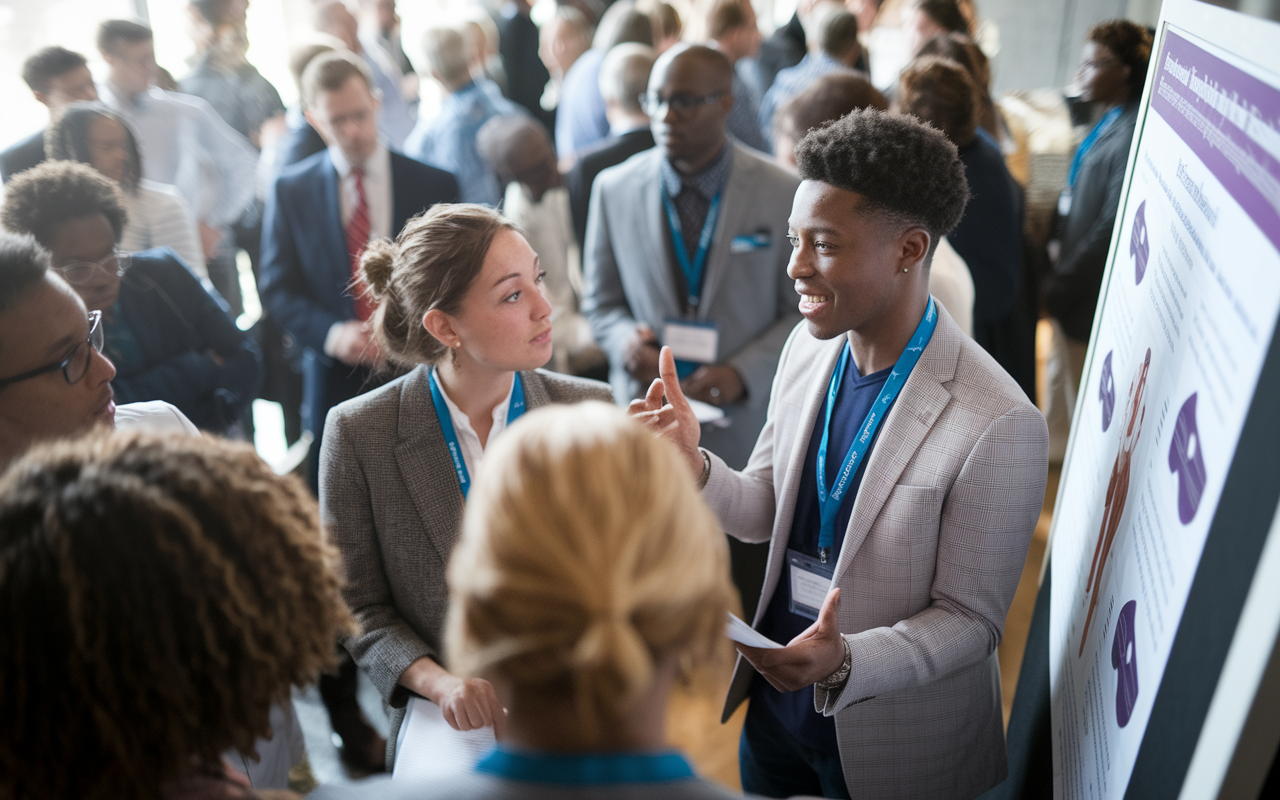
[703,304,1049,800]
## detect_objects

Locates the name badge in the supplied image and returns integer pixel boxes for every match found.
[787,548,834,621]
[664,318,719,365]
[730,232,771,253]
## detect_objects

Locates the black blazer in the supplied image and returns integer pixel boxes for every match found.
[1045,103,1140,342]
[0,129,46,183]
[566,128,655,249]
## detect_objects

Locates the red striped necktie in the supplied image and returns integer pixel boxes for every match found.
[346,166,374,321]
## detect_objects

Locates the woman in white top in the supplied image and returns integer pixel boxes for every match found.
[46,102,207,278]
[319,203,612,766]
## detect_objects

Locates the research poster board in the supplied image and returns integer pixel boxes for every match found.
[1047,2,1280,798]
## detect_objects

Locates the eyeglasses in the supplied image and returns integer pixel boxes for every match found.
[54,250,130,286]
[0,311,105,391]
[638,91,728,117]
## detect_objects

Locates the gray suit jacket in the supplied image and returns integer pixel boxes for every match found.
[703,306,1048,800]
[581,142,801,468]
[319,365,613,764]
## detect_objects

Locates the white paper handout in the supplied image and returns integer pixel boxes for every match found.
[392,695,496,782]
[726,612,783,649]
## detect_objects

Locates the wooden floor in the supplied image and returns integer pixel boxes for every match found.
[668,470,1061,790]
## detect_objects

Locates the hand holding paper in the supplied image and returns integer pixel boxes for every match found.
[735,587,846,693]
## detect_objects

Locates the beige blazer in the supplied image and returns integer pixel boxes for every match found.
[704,305,1048,800]
[320,365,613,765]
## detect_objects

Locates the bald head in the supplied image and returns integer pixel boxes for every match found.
[652,44,733,93]
[648,45,734,172]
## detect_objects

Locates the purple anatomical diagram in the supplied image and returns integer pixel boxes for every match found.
[1100,350,1116,431]
[1082,348,1151,658]
[1111,599,1139,727]
[1131,200,1150,284]
[1169,392,1207,525]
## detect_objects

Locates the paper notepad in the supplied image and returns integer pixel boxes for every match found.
[726,612,783,649]
[392,696,496,782]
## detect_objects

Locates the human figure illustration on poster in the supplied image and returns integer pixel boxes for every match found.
[1131,200,1150,284]
[1169,392,1207,524]
[1081,348,1152,657]
[1112,599,1139,727]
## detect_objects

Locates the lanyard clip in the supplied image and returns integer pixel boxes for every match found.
[818,547,829,564]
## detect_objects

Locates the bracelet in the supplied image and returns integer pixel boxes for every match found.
[816,637,852,691]
[695,449,711,490]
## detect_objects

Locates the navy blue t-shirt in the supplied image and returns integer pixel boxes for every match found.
[754,354,893,755]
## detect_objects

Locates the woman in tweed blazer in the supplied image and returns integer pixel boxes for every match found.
[319,204,612,766]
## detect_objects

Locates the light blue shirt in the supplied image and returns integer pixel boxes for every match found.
[555,49,609,159]
[403,78,523,207]
[100,83,258,232]
[758,53,855,150]
[362,48,415,148]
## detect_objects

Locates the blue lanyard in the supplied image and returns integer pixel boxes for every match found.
[428,370,526,499]
[815,297,938,563]
[1068,106,1122,188]
[476,748,695,785]
[660,190,722,309]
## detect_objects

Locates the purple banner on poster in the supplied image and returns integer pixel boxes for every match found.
[1149,31,1280,254]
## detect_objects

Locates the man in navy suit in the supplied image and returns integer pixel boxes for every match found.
[260,49,458,489]
[259,48,457,773]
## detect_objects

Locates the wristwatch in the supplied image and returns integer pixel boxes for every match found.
[816,637,852,690]
[695,449,712,490]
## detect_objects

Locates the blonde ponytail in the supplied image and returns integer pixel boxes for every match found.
[445,403,734,738]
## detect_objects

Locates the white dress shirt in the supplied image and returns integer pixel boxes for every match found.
[120,180,207,278]
[322,142,394,357]
[431,368,516,480]
[930,236,976,338]
[98,83,258,232]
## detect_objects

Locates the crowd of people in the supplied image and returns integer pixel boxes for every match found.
[0,1,1154,798]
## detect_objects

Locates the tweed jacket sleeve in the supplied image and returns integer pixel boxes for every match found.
[321,404,434,710]
[813,400,1048,715]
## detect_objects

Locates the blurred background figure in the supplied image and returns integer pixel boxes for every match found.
[478,114,607,378]
[903,0,972,58]
[47,102,206,278]
[566,42,656,249]
[556,0,654,164]
[359,0,420,121]
[405,24,523,207]
[274,35,346,173]
[0,430,355,800]
[759,7,864,151]
[2,47,98,182]
[706,0,769,153]
[312,402,741,800]
[895,55,1028,390]
[539,4,595,115]
[498,0,554,130]
[97,18,258,317]
[1,161,263,437]
[1042,19,1151,460]
[313,0,415,148]
[182,0,285,152]
[645,0,684,54]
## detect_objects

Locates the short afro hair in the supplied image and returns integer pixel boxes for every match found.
[20,47,88,95]
[0,161,128,250]
[1088,19,1153,102]
[795,108,968,244]
[0,232,51,313]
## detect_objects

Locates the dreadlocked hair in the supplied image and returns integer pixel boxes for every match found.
[0,430,355,800]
